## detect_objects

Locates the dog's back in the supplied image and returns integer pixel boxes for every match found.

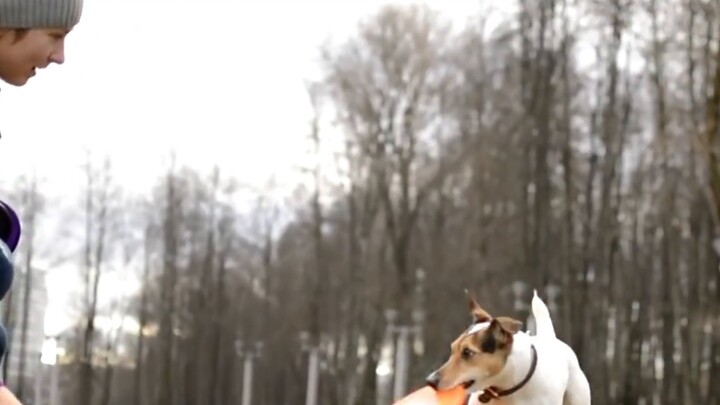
[561,342,592,404]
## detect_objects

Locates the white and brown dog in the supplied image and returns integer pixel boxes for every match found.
[426,290,591,404]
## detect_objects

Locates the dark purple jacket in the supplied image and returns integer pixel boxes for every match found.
[0,200,20,358]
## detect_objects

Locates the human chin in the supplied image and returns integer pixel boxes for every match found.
[7,71,32,86]
[0,65,34,86]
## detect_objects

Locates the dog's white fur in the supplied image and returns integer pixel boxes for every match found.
[466,290,591,405]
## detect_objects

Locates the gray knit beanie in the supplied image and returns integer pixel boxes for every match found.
[0,0,83,29]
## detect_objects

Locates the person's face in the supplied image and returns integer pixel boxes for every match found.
[0,28,69,86]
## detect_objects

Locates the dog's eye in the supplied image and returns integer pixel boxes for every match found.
[461,348,475,360]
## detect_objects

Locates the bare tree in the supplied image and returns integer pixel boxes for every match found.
[133,219,154,405]
[156,159,182,405]
[77,154,120,405]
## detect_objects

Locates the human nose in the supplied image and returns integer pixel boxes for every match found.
[50,40,66,64]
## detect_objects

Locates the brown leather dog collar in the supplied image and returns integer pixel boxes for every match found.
[477,344,538,403]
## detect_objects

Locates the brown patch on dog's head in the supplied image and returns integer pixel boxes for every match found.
[426,295,523,393]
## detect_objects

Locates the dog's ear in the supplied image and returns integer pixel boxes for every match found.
[465,289,492,323]
[494,316,523,335]
[481,318,516,353]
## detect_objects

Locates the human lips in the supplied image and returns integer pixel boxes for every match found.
[30,63,48,76]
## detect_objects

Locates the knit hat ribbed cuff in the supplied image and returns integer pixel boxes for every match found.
[0,0,83,30]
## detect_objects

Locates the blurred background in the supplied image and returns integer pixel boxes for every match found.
[0,0,719,404]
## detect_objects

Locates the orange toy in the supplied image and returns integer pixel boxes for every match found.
[392,385,468,405]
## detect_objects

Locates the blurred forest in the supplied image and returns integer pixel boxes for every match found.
[3,0,720,404]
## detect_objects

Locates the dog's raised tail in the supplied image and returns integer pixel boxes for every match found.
[532,289,556,339]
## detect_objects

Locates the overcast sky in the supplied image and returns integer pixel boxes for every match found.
[0,0,482,336]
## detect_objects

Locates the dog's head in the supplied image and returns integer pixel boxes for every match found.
[426,291,523,392]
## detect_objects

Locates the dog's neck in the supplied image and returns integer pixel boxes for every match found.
[480,332,536,399]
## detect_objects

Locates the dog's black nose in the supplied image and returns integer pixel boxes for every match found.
[426,371,440,390]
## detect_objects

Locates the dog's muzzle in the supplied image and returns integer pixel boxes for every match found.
[426,371,441,390]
